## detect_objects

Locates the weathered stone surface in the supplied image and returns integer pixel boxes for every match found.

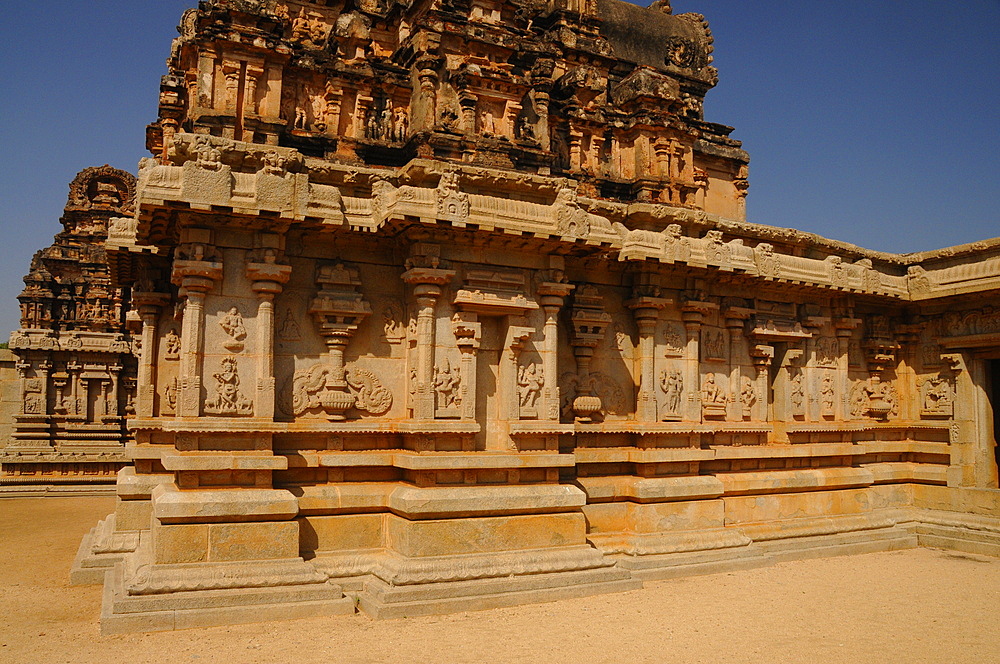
[17,0,998,633]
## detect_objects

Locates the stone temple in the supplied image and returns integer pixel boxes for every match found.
[3,0,999,633]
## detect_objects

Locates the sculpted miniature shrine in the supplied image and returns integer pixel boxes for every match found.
[10,0,999,633]
[1,166,138,490]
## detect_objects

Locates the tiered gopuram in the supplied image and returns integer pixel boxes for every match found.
[12,0,998,632]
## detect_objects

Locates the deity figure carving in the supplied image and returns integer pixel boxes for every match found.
[204,356,253,416]
[434,358,462,409]
[219,306,247,352]
[920,374,954,418]
[163,377,179,413]
[790,371,805,415]
[663,324,685,356]
[816,337,838,367]
[702,329,725,361]
[518,363,543,411]
[164,328,181,360]
[277,308,301,341]
[701,372,727,418]
[659,369,683,419]
[739,376,757,418]
[820,373,835,416]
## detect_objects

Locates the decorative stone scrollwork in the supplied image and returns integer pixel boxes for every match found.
[345,366,393,415]
[849,378,899,421]
[560,372,624,423]
[283,363,392,417]
[204,356,253,417]
[754,243,780,278]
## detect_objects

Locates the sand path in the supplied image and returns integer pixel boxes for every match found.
[2,496,999,664]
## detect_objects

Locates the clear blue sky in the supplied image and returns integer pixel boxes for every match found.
[0,1,997,338]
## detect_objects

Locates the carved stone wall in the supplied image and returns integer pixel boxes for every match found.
[42,0,1000,633]
[1,166,138,491]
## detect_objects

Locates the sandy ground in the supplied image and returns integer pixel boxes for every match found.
[2,497,1000,664]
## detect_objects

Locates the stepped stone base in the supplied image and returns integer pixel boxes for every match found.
[70,515,141,585]
[100,558,354,635]
[356,567,640,619]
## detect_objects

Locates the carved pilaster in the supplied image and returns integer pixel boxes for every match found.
[171,256,223,417]
[401,263,455,420]
[247,255,292,420]
[537,272,574,422]
[132,291,170,418]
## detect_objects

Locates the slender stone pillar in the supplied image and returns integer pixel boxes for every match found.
[132,292,169,418]
[724,309,750,421]
[629,296,668,422]
[401,266,455,420]
[247,260,292,419]
[537,280,574,421]
[171,258,223,417]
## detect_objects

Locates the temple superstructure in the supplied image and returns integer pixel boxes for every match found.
[2,166,138,492]
[12,0,995,632]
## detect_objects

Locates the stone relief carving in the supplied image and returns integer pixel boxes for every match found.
[663,323,685,356]
[702,329,725,361]
[820,373,835,417]
[163,377,179,414]
[942,307,1000,338]
[815,337,838,367]
[739,376,757,418]
[283,363,392,418]
[560,372,625,423]
[436,172,469,224]
[919,374,955,419]
[659,369,683,420]
[700,372,727,418]
[204,356,253,416]
[518,363,543,414]
[554,188,590,239]
[433,358,462,411]
[381,303,406,345]
[849,378,899,421]
[164,328,181,360]
[754,243,780,278]
[790,371,805,417]
[277,307,302,341]
[219,306,248,352]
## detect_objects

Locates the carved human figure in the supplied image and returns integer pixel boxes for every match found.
[291,8,311,42]
[278,308,301,341]
[219,306,247,352]
[790,372,805,413]
[164,328,181,359]
[294,105,308,130]
[518,363,543,409]
[821,374,835,415]
[701,372,725,404]
[434,358,461,408]
[205,356,252,416]
[924,376,952,411]
[481,108,496,136]
[393,108,408,142]
[740,376,757,415]
[660,369,683,414]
